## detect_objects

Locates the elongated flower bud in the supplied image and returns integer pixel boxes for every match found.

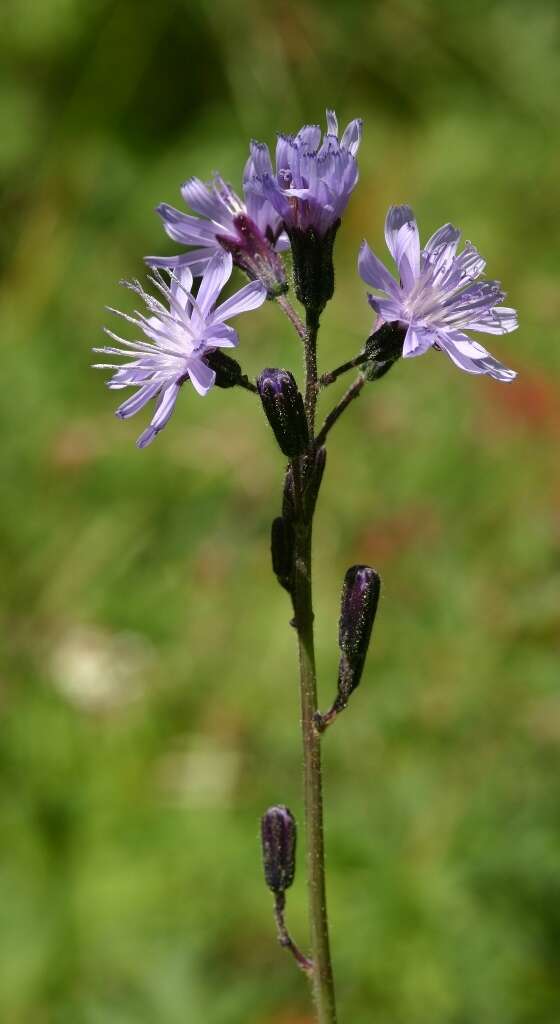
[261,805,296,894]
[315,565,381,731]
[271,516,294,592]
[257,369,309,458]
[339,565,381,659]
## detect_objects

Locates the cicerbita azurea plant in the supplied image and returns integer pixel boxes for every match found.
[94,108,518,1024]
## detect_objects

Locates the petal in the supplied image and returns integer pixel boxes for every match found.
[156,203,216,245]
[384,205,416,262]
[340,118,363,156]
[170,265,194,307]
[358,240,400,296]
[116,382,161,419]
[402,325,434,358]
[145,248,213,278]
[188,359,216,396]
[248,140,274,178]
[213,279,267,322]
[181,177,227,222]
[475,355,517,382]
[295,124,322,152]
[206,323,238,348]
[150,381,181,429]
[467,306,518,335]
[325,110,339,136]
[195,251,233,316]
[275,134,295,173]
[136,426,158,448]
[135,381,181,448]
[394,222,420,288]
[436,335,486,375]
[367,294,404,321]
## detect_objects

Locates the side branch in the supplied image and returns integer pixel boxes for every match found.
[315,373,366,447]
[320,351,368,387]
[274,892,314,974]
[276,294,307,340]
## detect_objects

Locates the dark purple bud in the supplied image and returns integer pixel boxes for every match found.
[339,565,381,658]
[257,368,309,458]
[271,516,294,592]
[261,805,296,894]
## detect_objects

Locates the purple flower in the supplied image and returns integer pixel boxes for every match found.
[246,110,362,237]
[145,172,288,295]
[358,206,518,381]
[94,252,266,448]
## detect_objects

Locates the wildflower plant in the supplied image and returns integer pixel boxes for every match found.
[95,108,518,1023]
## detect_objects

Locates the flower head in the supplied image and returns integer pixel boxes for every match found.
[94,251,266,448]
[246,110,362,237]
[146,172,288,295]
[358,206,518,381]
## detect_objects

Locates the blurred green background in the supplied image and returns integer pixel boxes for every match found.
[1,1,559,1021]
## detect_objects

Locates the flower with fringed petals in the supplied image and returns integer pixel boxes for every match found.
[245,110,362,314]
[245,109,362,238]
[145,172,288,296]
[94,251,266,448]
[358,205,518,381]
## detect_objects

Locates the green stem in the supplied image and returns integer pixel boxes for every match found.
[316,373,366,447]
[276,293,307,340]
[304,310,320,436]
[292,309,337,1023]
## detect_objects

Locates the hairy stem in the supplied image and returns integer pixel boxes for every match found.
[276,293,307,340]
[273,892,314,974]
[320,351,368,387]
[291,309,337,1023]
[316,373,366,447]
[304,310,320,435]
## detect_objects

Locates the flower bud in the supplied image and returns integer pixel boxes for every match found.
[339,565,381,662]
[288,221,340,316]
[271,516,294,592]
[257,369,309,458]
[261,805,296,894]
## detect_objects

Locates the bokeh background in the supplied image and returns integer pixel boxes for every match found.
[2,1,559,1021]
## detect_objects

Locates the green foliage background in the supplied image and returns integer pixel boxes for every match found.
[1,1,559,1021]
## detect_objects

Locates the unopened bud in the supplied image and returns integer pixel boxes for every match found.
[337,565,380,703]
[271,516,294,592]
[339,565,381,661]
[257,369,309,458]
[315,566,381,732]
[261,805,296,894]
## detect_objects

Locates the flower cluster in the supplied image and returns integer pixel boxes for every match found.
[95,108,518,447]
